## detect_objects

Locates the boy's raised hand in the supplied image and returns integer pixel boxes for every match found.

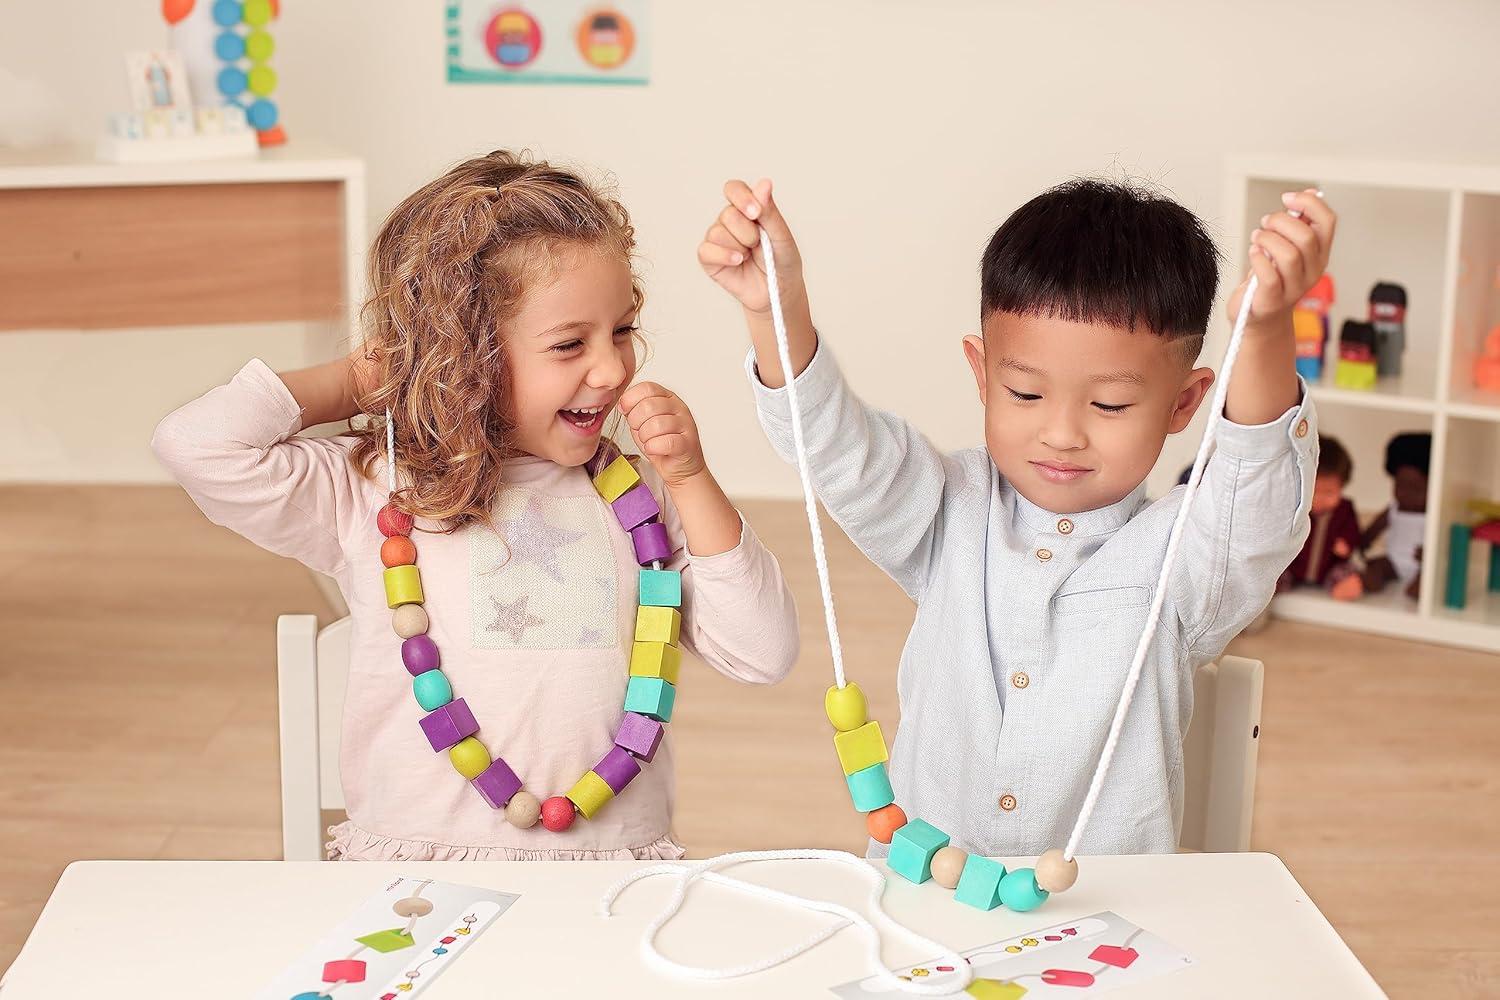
[699,179,805,315]
[1227,188,1338,325]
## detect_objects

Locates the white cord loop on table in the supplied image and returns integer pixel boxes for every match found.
[599,849,974,994]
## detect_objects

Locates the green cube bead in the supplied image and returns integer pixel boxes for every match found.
[624,676,676,722]
[638,569,682,607]
[413,670,453,711]
[845,763,894,811]
[887,818,950,885]
[954,855,1007,911]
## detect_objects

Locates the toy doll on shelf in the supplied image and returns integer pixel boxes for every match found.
[1334,320,1378,391]
[1330,432,1430,602]
[1279,436,1362,593]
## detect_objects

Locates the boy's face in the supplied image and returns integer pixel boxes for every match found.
[964,313,1214,515]
[502,246,639,467]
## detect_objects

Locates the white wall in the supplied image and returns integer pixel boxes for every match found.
[5,0,1500,497]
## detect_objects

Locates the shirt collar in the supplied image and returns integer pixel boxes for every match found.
[1007,479,1148,538]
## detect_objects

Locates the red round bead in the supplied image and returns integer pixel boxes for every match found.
[540,796,577,832]
[377,502,413,538]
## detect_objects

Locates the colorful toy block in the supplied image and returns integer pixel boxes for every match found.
[418,698,478,751]
[630,641,682,684]
[954,855,1007,911]
[623,676,676,722]
[887,818,950,885]
[592,455,640,502]
[566,770,614,819]
[833,720,888,775]
[635,605,682,645]
[638,568,682,607]
[845,762,895,811]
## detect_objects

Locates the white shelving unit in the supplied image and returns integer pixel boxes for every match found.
[1224,156,1500,653]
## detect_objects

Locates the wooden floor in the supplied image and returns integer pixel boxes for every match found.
[2,485,1497,997]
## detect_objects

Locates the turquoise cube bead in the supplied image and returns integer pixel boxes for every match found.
[413,670,453,711]
[624,676,677,722]
[954,855,1007,910]
[638,568,682,608]
[887,818,950,885]
[844,762,895,812]
[997,867,1049,912]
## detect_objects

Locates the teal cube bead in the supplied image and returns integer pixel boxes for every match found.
[638,568,682,608]
[413,670,453,711]
[954,855,1007,910]
[887,818,950,885]
[997,867,1049,912]
[844,762,894,812]
[624,676,676,722]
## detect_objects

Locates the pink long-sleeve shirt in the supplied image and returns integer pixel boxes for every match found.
[152,359,799,860]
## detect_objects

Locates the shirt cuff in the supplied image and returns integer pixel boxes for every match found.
[1212,377,1317,463]
[238,357,308,438]
[745,337,846,421]
[685,512,751,565]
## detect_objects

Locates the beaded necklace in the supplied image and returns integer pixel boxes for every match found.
[378,428,682,835]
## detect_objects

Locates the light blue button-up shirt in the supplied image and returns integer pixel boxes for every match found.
[750,343,1316,856]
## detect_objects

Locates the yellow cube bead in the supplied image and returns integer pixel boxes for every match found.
[824,682,868,732]
[449,737,491,780]
[383,565,424,608]
[833,720,889,776]
[566,770,615,819]
[592,456,641,502]
[635,605,682,645]
[629,641,682,684]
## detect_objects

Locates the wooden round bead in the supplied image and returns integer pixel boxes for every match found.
[377,502,413,537]
[824,682,868,732]
[866,803,907,844]
[449,736,491,780]
[392,604,429,639]
[1035,848,1078,893]
[381,535,417,568]
[930,846,968,889]
[505,790,541,829]
[540,795,577,832]
[392,896,433,917]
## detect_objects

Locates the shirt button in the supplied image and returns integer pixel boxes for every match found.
[999,794,1018,812]
[1295,418,1309,438]
[1057,518,1074,535]
[1011,671,1030,689]
[1036,548,1053,562]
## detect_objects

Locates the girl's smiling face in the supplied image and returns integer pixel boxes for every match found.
[502,245,640,466]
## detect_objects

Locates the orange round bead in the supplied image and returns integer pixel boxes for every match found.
[866,803,907,844]
[381,535,417,568]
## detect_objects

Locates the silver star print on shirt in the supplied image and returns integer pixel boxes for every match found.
[491,495,586,584]
[485,594,546,643]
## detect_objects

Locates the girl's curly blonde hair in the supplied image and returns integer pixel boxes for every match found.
[350,150,643,531]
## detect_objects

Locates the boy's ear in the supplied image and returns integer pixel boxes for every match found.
[962,334,988,405]
[1168,367,1216,434]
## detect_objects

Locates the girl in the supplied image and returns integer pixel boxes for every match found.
[153,151,799,861]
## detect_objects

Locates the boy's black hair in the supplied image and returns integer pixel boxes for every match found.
[980,179,1221,358]
[1385,432,1431,478]
[1317,435,1353,483]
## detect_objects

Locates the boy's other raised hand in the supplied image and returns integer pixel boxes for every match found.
[1228,188,1338,327]
[698,179,805,316]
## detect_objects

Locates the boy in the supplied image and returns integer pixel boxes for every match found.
[698,178,1335,856]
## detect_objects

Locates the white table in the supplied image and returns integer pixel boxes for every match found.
[2,853,1384,998]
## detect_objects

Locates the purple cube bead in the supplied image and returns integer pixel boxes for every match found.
[594,745,642,794]
[614,711,665,762]
[612,482,661,531]
[471,757,523,809]
[631,521,672,566]
[419,697,478,751]
[402,634,440,676]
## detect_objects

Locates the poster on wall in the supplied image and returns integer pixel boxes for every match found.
[446,2,650,85]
